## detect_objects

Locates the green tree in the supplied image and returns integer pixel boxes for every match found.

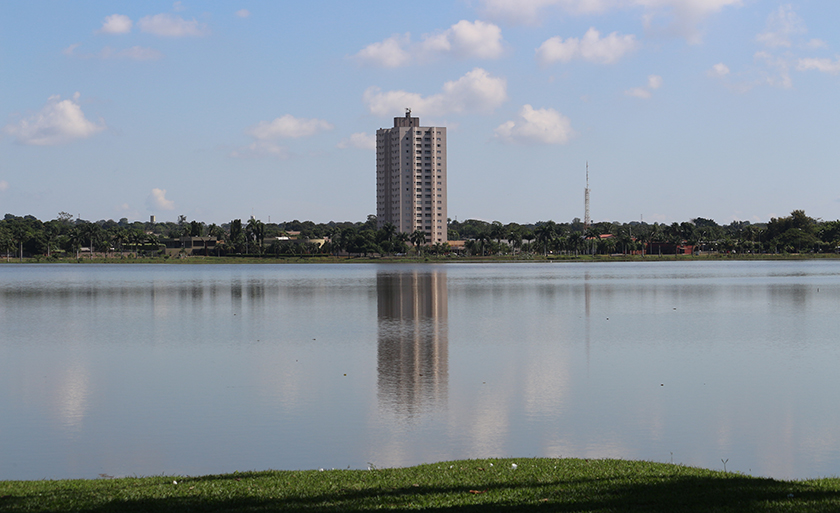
[0,226,13,261]
[535,221,556,256]
[410,229,426,254]
[246,218,266,255]
[229,219,245,253]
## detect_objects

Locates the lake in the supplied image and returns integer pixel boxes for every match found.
[1,261,839,481]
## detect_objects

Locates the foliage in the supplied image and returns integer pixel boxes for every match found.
[2,210,840,260]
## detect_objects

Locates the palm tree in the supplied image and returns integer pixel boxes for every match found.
[245,218,266,255]
[489,221,506,255]
[410,229,426,254]
[507,226,522,256]
[0,226,13,262]
[535,221,556,256]
[145,233,161,255]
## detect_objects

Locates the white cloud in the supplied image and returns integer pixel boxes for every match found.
[494,104,574,144]
[804,38,827,49]
[62,43,81,56]
[137,14,207,37]
[708,62,730,77]
[173,1,186,12]
[235,9,250,18]
[353,20,504,67]
[479,0,740,42]
[147,188,175,211]
[797,57,840,75]
[338,132,376,150]
[231,114,333,159]
[230,141,289,159]
[364,68,507,117]
[536,28,638,65]
[423,20,505,60]
[756,4,805,48]
[353,33,411,68]
[648,74,662,88]
[480,0,612,25]
[101,46,163,60]
[0,180,9,192]
[3,93,105,146]
[754,51,792,88]
[246,114,333,140]
[625,87,651,98]
[624,74,662,98]
[99,14,133,34]
[634,0,742,43]
[63,44,163,61]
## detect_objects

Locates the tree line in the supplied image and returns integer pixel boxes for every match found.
[1,209,838,260]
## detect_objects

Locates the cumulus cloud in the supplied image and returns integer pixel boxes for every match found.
[364,68,507,117]
[754,51,792,88]
[353,20,504,67]
[247,114,333,140]
[636,0,742,43]
[494,104,574,144]
[354,33,412,68]
[480,0,610,24]
[478,0,741,43]
[756,4,806,48]
[537,27,638,65]
[138,14,207,37]
[231,114,333,159]
[624,74,662,98]
[422,20,505,59]
[3,93,105,145]
[708,62,730,77]
[338,132,376,150]
[63,43,162,61]
[0,180,9,192]
[797,57,840,75]
[235,9,250,18]
[230,141,289,159]
[101,46,163,60]
[62,43,82,56]
[625,87,651,98]
[147,188,175,211]
[99,14,133,34]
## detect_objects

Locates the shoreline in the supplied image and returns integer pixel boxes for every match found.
[3,253,840,265]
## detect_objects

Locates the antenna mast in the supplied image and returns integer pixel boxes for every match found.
[584,161,591,230]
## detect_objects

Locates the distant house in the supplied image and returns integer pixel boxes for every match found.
[161,236,218,256]
[646,242,695,255]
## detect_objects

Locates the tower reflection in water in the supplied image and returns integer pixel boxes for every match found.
[376,270,448,419]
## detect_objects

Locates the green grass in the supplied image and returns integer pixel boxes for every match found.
[2,458,839,512]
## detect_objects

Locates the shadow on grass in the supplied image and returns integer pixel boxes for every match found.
[10,472,840,513]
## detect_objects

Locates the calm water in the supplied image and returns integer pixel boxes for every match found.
[1,261,839,481]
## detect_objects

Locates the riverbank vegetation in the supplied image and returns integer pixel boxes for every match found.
[2,458,839,512]
[2,209,839,262]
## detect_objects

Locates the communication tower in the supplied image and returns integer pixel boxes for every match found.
[584,161,590,230]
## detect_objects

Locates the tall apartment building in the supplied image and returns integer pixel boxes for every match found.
[376,111,447,244]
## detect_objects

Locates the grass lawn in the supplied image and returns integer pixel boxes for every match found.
[2,458,839,512]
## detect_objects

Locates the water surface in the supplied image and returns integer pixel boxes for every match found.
[1,261,839,480]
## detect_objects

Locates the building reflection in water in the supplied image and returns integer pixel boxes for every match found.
[377,270,448,419]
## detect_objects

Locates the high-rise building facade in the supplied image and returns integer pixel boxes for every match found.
[376,111,447,244]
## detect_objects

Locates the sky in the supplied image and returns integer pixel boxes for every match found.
[1,0,839,226]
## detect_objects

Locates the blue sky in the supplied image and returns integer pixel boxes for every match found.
[1,0,838,225]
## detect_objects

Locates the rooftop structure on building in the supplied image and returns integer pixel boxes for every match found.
[376,110,447,244]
